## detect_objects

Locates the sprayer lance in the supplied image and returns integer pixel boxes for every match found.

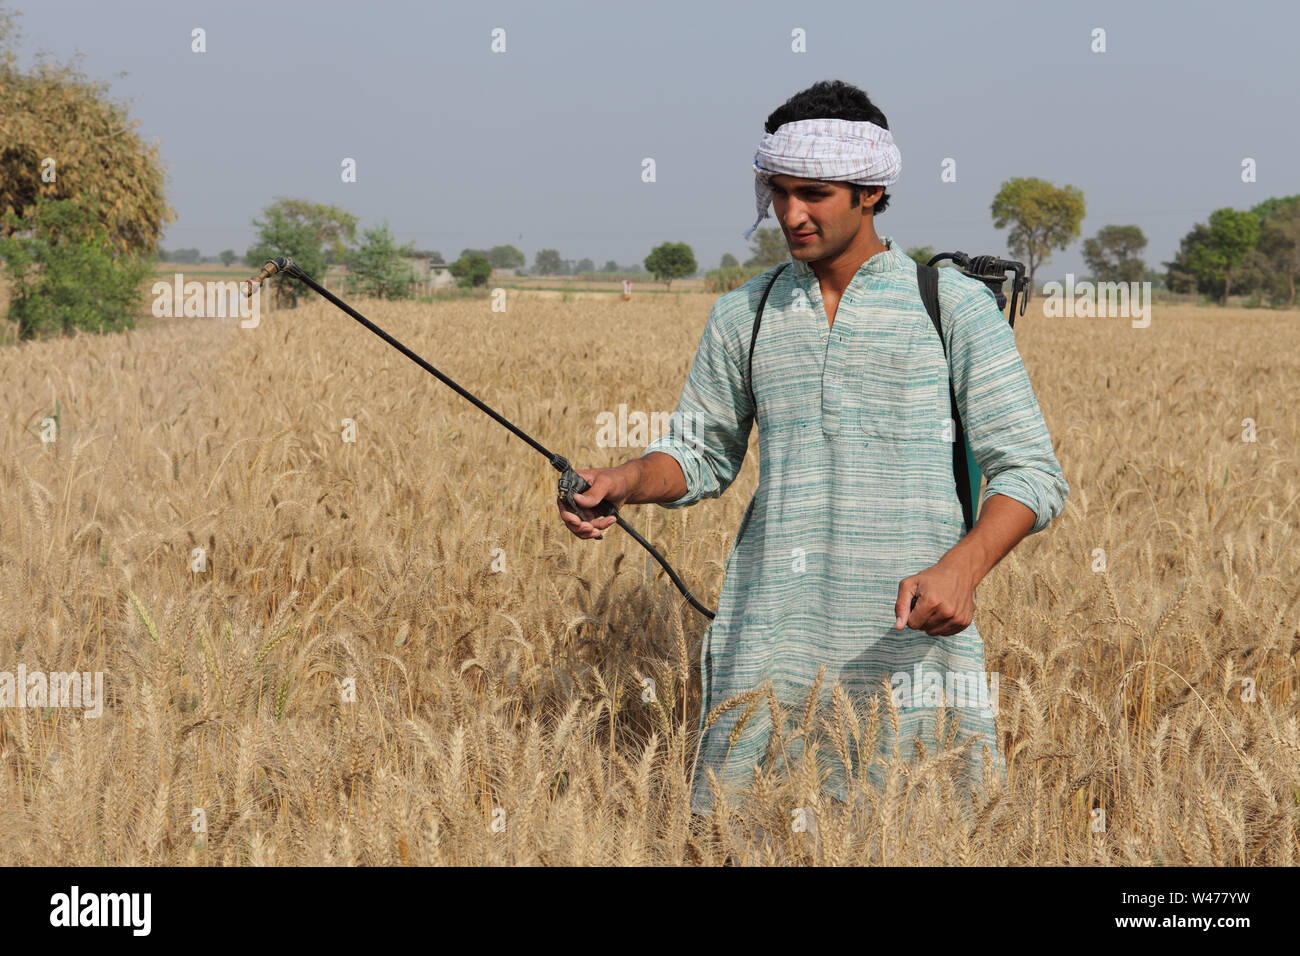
[234,254,714,618]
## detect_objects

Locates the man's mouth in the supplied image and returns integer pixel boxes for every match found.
[792,232,816,243]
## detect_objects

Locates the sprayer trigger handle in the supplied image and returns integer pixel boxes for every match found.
[557,467,615,517]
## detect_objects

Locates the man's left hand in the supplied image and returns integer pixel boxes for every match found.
[894,557,978,636]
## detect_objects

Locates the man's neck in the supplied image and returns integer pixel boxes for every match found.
[809,222,889,295]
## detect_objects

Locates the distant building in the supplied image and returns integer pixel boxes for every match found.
[403,256,456,289]
[430,263,456,289]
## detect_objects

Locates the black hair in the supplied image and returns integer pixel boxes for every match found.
[764,80,891,216]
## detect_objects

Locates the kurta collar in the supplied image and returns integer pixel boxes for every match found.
[787,235,903,279]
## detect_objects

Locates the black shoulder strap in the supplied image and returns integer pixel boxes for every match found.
[746,262,791,418]
[916,261,976,533]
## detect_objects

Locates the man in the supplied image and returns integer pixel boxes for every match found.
[557,80,1068,814]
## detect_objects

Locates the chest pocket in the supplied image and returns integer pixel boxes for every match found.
[852,321,950,443]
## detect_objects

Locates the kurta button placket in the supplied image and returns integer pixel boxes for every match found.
[821,293,848,438]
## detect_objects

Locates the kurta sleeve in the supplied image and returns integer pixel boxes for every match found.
[643,298,754,509]
[941,282,1069,534]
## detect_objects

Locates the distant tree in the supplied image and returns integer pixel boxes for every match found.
[905,245,935,266]
[602,259,619,272]
[251,198,356,267]
[1164,223,1214,296]
[168,247,200,264]
[219,249,237,267]
[246,198,356,307]
[742,227,788,269]
[450,252,492,288]
[719,252,739,269]
[0,194,151,339]
[644,241,697,290]
[1253,196,1300,307]
[485,244,525,269]
[1229,247,1276,305]
[1250,195,1300,224]
[0,8,173,255]
[990,177,1086,300]
[1171,208,1260,304]
[575,257,595,274]
[345,222,418,299]
[1259,207,1300,307]
[1081,225,1147,284]
[416,249,444,265]
[534,248,563,274]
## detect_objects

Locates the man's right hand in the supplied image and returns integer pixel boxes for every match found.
[556,461,640,540]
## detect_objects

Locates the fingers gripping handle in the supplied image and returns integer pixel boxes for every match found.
[549,454,709,616]
[556,462,713,618]
[557,467,616,517]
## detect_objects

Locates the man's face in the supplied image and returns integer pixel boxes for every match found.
[768,174,880,262]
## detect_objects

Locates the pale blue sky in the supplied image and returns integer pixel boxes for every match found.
[7,0,1298,277]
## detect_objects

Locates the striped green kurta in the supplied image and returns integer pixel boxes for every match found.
[643,236,1069,814]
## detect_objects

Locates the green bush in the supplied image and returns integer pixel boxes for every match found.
[703,265,758,293]
[0,194,150,339]
[345,222,417,299]
[450,253,493,288]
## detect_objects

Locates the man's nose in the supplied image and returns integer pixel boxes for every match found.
[779,200,810,229]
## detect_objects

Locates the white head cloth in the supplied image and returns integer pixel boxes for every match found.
[745,118,901,240]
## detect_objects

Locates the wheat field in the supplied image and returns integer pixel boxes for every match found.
[1,288,1297,866]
